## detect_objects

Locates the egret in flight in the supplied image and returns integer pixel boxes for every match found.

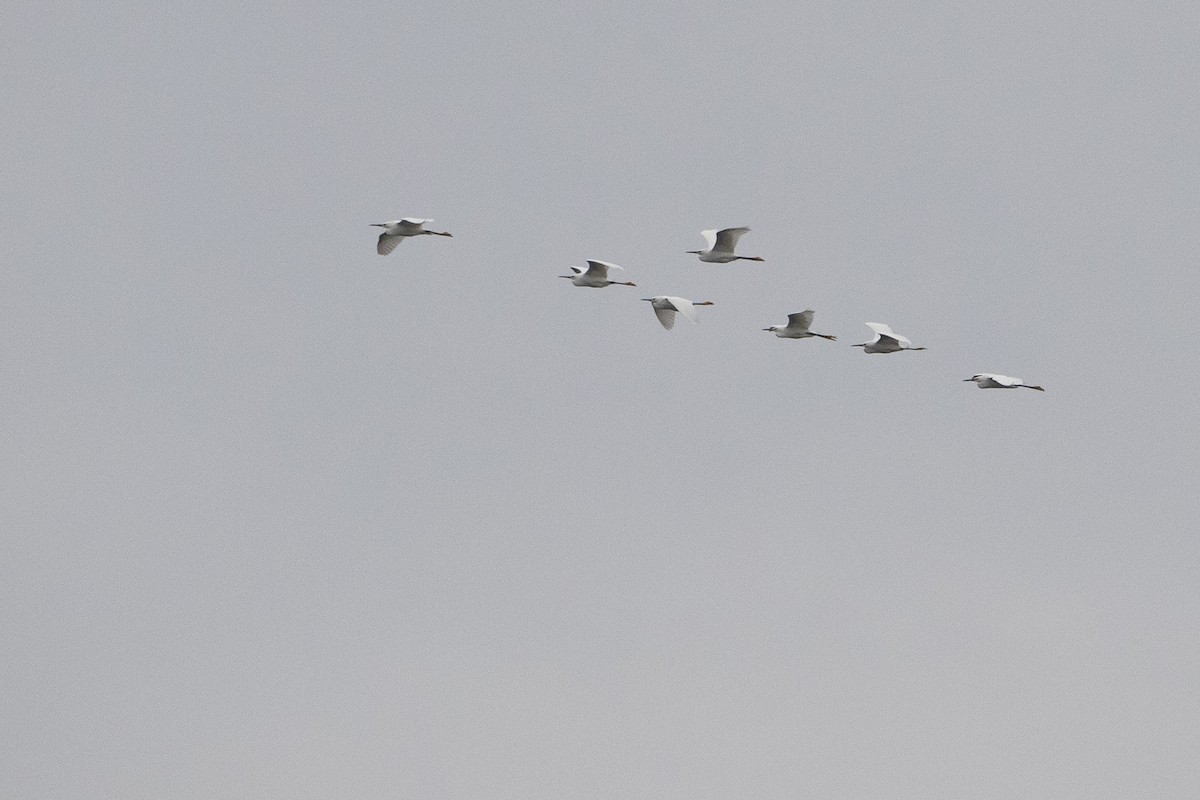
[642,296,714,330]
[370,218,453,255]
[964,374,1045,391]
[764,310,836,341]
[559,260,636,288]
[851,322,925,353]
[687,227,764,263]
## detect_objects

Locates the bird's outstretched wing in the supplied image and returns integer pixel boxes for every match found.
[584,260,622,279]
[377,233,403,255]
[786,310,815,332]
[398,218,432,230]
[865,322,911,347]
[653,305,677,330]
[698,229,718,252]
[667,297,699,324]
[713,226,750,252]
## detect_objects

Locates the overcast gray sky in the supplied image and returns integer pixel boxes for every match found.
[4,1,1200,797]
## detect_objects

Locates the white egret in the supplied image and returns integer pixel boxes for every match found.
[641,296,714,330]
[964,373,1045,391]
[851,322,926,353]
[370,218,453,255]
[687,227,764,263]
[559,260,636,288]
[764,309,836,341]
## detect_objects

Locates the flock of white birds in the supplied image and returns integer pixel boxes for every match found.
[371,219,1045,393]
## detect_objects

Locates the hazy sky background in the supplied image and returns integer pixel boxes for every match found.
[4,1,1199,797]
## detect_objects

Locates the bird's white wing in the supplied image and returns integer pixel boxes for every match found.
[397,219,430,233]
[864,322,895,338]
[584,260,622,279]
[891,333,914,348]
[377,233,403,255]
[653,305,677,330]
[983,373,1020,386]
[713,226,749,252]
[666,296,699,324]
[787,310,815,331]
[699,229,718,251]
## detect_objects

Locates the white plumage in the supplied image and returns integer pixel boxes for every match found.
[641,296,714,330]
[964,373,1045,391]
[764,309,836,341]
[851,322,926,353]
[370,218,453,255]
[687,227,764,263]
[559,260,636,288]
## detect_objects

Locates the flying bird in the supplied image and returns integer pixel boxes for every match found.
[851,322,926,353]
[687,227,764,263]
[641,296,714,330]
[370,218,453,255]
[559,260,636,288]
[764,310,837,341]
[964,373,1045,391]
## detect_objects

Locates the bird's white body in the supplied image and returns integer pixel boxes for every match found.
[560,260,636,288]
[764,309,836,341]
[688,227,764,263]
[965,373,1045,391]
[852,322,925,353]
[642,296,714,330]
[370,218,453,255]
